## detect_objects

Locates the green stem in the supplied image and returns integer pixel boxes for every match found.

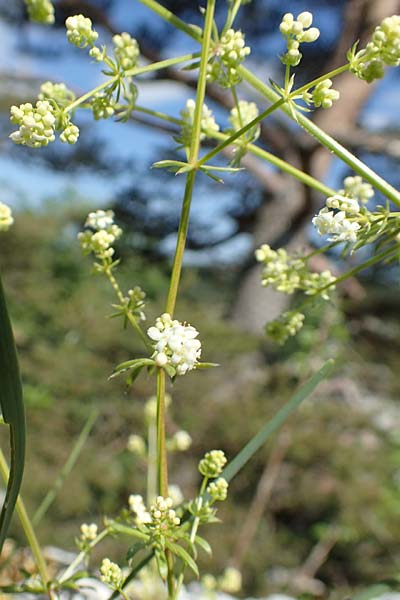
[117,587,130,600]
[147,420,157,506]
[137,0,201,41]
[156,368,168,497]
[135,105,181,125]
[223,0,242,33]
[0,450,50,595]
[238,65,400,207]
[104,265,149,349]
[59,529,109,583]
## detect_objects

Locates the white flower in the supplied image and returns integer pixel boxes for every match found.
[128,494,151,524]
[0,203,14,231]
[85,209,115,230]
[173,430,192,451]
[168,484,184,506]
[312,207,360,242]
[326,194,360,214]
[147,313,202,376]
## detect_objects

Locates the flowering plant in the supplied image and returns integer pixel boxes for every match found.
[1,0,400,599]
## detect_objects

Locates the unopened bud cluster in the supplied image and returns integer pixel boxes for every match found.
[66,14,99,49]
[207,29,251,87]
[199,450,227,478]
[207,477,228,501]
[92,94,115,120]
[38,81,76,106]
[113,33,140,71]
[229,100,260,143]
[267,310,305,345]
[180,99,219,147]
[80,522,98,542]
[255,244,335,299]
[307,79,340,109]
[0,203,14,232]
[100,558,123,589]
[25,0,55,25]
[350,15,400,82]
[10,101,55,148]
[78,209,122,260]
[279,12,320,67]
[147,313,202,376]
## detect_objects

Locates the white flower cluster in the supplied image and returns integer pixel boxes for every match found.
[147,313,202,376]
[312,208,360,243]
[60,123,80,144]
[127,434,146,455]
[350,16,400,82]
[0,203,14,232]
[168,484,184,506]
[25,0,54,25]
[310,79,340,109]
[66,14,99,49]
[229,100,260,142]
[279,12,320,67]
[150,496,181,527]
[172,430,192,451]
[80,522,98,541]
[207,29,251,87]
[10,101,56,148]
[255,243,335,299]
[78,209,122,260]
[207,477,228,502]
[267,310,305,345]
[180,99,219,147]
[38,81,76,106]
[113,32,140,71]
[128,494,151,524]
[341,175,374,204]
[100,558,123,589]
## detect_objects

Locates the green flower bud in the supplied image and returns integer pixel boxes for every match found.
[25,0,54,25]
[207,477,228,501]
[113,32,140,71]
[312,79,340,109]
[60,123,80,145]
[199,450,227,478]
[266,311,305,345]
[207,29,251,87]
[66,14,99,49]
[100,558,123,589]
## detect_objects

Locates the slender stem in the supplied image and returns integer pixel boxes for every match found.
[223,0,242,33]
[147,420,158,506]
[238,65,400,207]
[137,0,201,41]
[156,368,168,497]
[0,450,50,594]
[59,529,109,583]
[66,78,116,113]
[135,105,181,125]
[117,588,130,600]
[104,265,149,349]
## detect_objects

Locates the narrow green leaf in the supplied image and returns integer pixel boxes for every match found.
[0,273,26,554]
[166,541,199,577]
[195,535,212,556]
[195,362,219,369]
[221,359,334,483]
[126,541,147,561]
[109,358,154,379]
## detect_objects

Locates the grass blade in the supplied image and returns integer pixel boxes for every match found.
[222,359,334,483]
[32,410,98,526]
[0,273,26,553]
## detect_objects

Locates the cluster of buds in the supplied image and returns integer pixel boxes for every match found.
[100,558,123,590]
[169,430,192,452]
[91,94,115,121]
[147,313,202,376]
[38,81,76,107]
[199,450,227,478]
[229,100,260,143]
[148,496,181,549]
[128,494,151,524]
[207,29,251,87]
[279,12,320,67]
[127,434,146,456]
[66,14,99,49]
[126,286,146,320]
[78,209,122,261]
[350,15,400,82]
[266,310,305,345]
[0,203,14,232]
[207,477,229,502]
[179,99,219,148]
[10,101,56,148]
[113,32,140,71]
[340,175,374,205]
[255,244,335,299]
[305,79,340,109]
[60,123,80,144]
[79,522,98,542]
[25,0,55,25]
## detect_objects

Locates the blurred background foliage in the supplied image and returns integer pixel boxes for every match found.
[1,0,400,598]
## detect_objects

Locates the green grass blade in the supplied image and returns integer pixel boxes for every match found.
[221,359,334,483]
[0,273,26,553]
[32,410,98,527]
